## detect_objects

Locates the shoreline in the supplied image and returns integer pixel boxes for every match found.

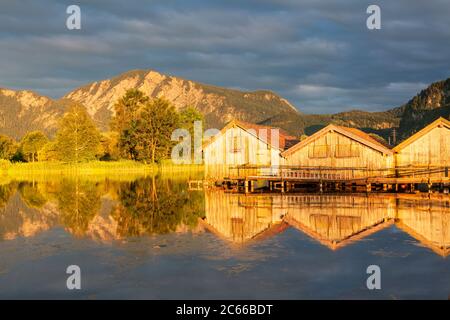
[0,160,205,181]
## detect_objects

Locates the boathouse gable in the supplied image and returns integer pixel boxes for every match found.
[393,117,450,170]
[203,120,298,177]
[281,125,393,174]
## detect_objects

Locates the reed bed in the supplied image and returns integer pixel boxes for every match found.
[0,160,204,182]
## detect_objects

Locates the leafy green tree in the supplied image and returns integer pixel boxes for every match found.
[0,134,17,160]
[119,121,140,160]
[38,142,59,161]
[99,131,120,161]
[134,98,180,163]
[55,105,101,162]
[179,106,204,160]
[111,88,149,133]
[179,106,204,131]
[111,89,149,159]
[20,131,48,162]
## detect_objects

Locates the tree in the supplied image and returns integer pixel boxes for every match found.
[111,89,149,159]
[38,142,59,162]
[0,134,17,160]
[20,131,48,162]
[179,106,204,131]
[179,106,204,161]
[134,98,180,163]
[98,132,119,161]
[55,105,101,162]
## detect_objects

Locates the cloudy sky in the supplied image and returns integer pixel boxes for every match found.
[0,0,449,113]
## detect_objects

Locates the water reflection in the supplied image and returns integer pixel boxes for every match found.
[202,191,288,244]
[283,194,395,250]
[396,197,450,257]
[0,177,205,242]
[0,177,449,257]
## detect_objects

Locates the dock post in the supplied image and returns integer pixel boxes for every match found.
[244,180,249,193]
[319,181,323,193]
[428,182,433,194]
[366,183,372,192]
[250,180,254,192]
[383,184,387,192]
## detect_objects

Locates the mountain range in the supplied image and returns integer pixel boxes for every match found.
[1,69,449,145]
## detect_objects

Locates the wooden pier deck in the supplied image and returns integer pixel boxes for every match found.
[218,165,450,193]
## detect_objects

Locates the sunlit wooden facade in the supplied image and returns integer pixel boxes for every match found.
[203,120,298,178]
[393,117,450,180]
[281,124,394,179]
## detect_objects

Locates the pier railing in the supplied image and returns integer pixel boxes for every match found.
[229,164,450,181]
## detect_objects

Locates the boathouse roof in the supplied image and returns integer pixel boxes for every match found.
[281,124,393,157]
[203,119,299,151]
[392,117,450,152]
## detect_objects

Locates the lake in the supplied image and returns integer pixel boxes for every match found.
[0,175,449,299]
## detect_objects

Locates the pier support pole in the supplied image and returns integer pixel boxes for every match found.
[244,180,249,193]
[250,180,254,193]
[319,181,323,193]
[428,182,433,194]
[366,183,372,192]
[383,184,387,192]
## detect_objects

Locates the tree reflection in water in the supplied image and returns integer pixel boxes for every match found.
[2,177,447,258]
[0,182,16,208]
[55,178,102,237]
[18,181,48,209]
[0,176,204,240]
[112,176,204,237]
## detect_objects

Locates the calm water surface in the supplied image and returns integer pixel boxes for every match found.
[0,176,449,299]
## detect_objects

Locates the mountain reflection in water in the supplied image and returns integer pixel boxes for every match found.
[0,177,448,256]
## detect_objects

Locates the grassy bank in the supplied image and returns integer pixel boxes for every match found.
[0,160,204,181]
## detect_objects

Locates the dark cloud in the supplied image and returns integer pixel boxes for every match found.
[0,0,449,113]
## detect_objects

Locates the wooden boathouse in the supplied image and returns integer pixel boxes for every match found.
[281,124,394,179]
[204,118,450,194]
[203,119,298,178]
[393,117,450,181]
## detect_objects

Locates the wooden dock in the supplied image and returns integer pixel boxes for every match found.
[218,165,450,194]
